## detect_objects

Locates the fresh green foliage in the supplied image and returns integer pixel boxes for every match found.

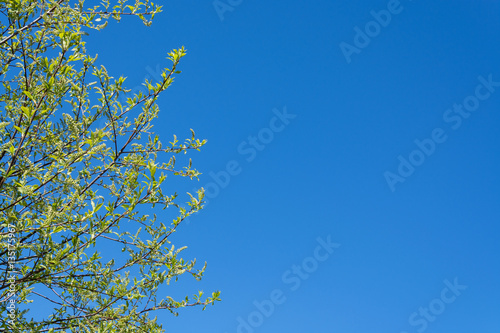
[0,1,219,331]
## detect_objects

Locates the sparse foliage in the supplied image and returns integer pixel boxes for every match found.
[0,1,219,331]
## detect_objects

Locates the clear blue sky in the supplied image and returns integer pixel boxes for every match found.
[83,1,500,332]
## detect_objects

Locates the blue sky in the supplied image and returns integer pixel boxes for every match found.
[82,0,500,332]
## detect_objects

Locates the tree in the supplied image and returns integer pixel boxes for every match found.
[0,1,220,331]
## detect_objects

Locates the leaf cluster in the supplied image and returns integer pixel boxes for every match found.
[0,1,219,332]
